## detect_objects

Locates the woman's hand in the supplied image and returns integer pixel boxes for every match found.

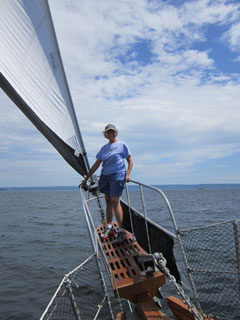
[79,159,102,188]
[125,174,130,182]
[79,178,88,188]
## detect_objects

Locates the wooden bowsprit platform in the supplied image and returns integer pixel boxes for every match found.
[97,223,171,319]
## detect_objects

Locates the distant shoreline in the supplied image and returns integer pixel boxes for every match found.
[1,184,240,191]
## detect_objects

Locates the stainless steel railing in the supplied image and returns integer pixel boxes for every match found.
[124,179,202,312]
[80,179,202,312]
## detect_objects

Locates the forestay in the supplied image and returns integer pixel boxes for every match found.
[0,0,88,176]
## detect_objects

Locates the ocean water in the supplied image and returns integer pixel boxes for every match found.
[0,188,240,319]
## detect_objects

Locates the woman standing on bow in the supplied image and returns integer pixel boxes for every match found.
[81,124,133,244]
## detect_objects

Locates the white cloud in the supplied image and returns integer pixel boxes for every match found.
[222,22,240,51]
[183,50,213,67]
[181,0,239,26]
[235,56,240,62]
[50,0,240,78]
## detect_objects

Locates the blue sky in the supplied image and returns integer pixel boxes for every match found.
[1,0,240,187]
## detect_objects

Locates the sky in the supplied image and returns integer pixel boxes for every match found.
[1,0,240,187]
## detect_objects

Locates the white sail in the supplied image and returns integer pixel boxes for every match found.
[0,0,87,175]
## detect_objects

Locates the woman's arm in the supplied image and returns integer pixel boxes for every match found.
[125,155,133,182]
[80,159,102,186]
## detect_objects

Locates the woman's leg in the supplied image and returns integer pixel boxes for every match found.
[111,196,126,244]
[105,194,114,225]
[100,195,115,239]
[110,196,123,228]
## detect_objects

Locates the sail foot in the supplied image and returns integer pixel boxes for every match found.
[0,73,87,176]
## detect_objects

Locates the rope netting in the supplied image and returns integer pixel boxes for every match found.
[180,219,240,320]
[41,253,114,320]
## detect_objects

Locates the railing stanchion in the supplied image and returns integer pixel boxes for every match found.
[139,185,152,253]
[233,219,240,302]
[125,183,136,241]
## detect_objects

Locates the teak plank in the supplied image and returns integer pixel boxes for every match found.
[97,223,165,303]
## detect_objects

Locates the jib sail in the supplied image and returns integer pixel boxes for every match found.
[0,0,88,176]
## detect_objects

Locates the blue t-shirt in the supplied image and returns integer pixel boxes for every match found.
[96,141,131,179]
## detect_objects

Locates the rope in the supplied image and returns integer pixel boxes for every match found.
[94,189,105,221]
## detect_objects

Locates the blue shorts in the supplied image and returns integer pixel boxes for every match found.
[98,174,125,197]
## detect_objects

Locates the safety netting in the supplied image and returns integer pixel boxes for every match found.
[40,253,115,320]
[180,219,240,320]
